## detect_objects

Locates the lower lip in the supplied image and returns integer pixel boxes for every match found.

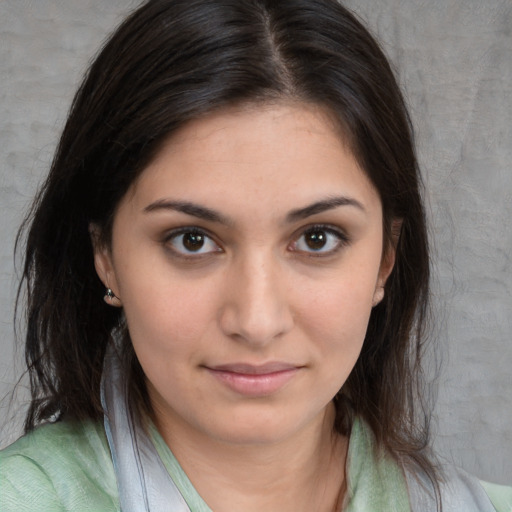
[206,368,299,396]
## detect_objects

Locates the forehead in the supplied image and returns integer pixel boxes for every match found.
[121,102,381,221]
[157,103,348,169]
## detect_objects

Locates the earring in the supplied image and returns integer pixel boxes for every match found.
[372,287,385,307]
[104,288,122,307]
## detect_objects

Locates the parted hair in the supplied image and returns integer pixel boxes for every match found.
[18,0,436,491]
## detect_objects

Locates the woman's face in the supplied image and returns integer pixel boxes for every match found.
[94,103,395,446]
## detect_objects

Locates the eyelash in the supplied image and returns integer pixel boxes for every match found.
[162,224,349,260]
[163,227,222,259]
[289,224,350,257]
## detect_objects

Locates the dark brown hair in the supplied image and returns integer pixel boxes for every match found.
[18,0,435,489]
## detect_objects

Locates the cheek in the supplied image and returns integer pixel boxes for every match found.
[295,263,379,375]
[113,234,218,348]
[123,284,215,406]
[301,262,378,331]
[306,286,372,352]
[113,248,216,362]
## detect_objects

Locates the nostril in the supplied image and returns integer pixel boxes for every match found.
[217,257,294,344]
[218,292,294,345]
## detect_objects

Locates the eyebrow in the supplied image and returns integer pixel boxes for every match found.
[285,196,365,223]
[143,195,365,225]
[143,199,231,225]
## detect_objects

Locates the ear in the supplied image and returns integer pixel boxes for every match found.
[372,218,402,307]
[89,224,122,307]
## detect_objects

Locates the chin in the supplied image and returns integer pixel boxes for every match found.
[204,404,322,447]
[211,423,296,446]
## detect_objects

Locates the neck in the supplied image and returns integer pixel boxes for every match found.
[154,404,348,512]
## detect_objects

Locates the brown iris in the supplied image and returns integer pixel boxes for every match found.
[183,232,205,251]
[304,230,327,250]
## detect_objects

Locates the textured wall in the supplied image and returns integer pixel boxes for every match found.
[1,0,511,485]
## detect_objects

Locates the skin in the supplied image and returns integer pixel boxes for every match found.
[93,103,396,511]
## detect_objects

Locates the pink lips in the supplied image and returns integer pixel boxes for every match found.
[205,362,301,396]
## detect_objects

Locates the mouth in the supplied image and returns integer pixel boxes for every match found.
[203,362,302,396]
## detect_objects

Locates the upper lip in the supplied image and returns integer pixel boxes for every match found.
[206,362,301,375]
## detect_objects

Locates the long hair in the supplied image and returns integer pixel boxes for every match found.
[18,0,435,486]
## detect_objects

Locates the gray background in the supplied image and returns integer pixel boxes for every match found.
[0,0,510,485]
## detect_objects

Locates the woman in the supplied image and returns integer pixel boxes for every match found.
[0,0,510,510]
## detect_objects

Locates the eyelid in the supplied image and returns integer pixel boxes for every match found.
[289,223,350,256]
[163,226,223,258]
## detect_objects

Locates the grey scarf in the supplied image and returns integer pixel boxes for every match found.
[101,347,191,511]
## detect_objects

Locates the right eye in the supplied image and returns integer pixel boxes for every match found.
[165,228,222,257]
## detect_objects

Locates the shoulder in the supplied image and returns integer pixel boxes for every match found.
[350,416,511,512]
[405,459,511,512]
[438,465,511,512]
[480,481,512,512]
[0,419,119,512]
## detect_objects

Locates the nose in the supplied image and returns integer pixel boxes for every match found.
[218,252,294,346]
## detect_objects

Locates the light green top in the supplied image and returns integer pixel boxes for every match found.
[1,418,510,511]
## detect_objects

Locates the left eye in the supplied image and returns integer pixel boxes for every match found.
[291,227,346,254]
[166,229,221,255]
